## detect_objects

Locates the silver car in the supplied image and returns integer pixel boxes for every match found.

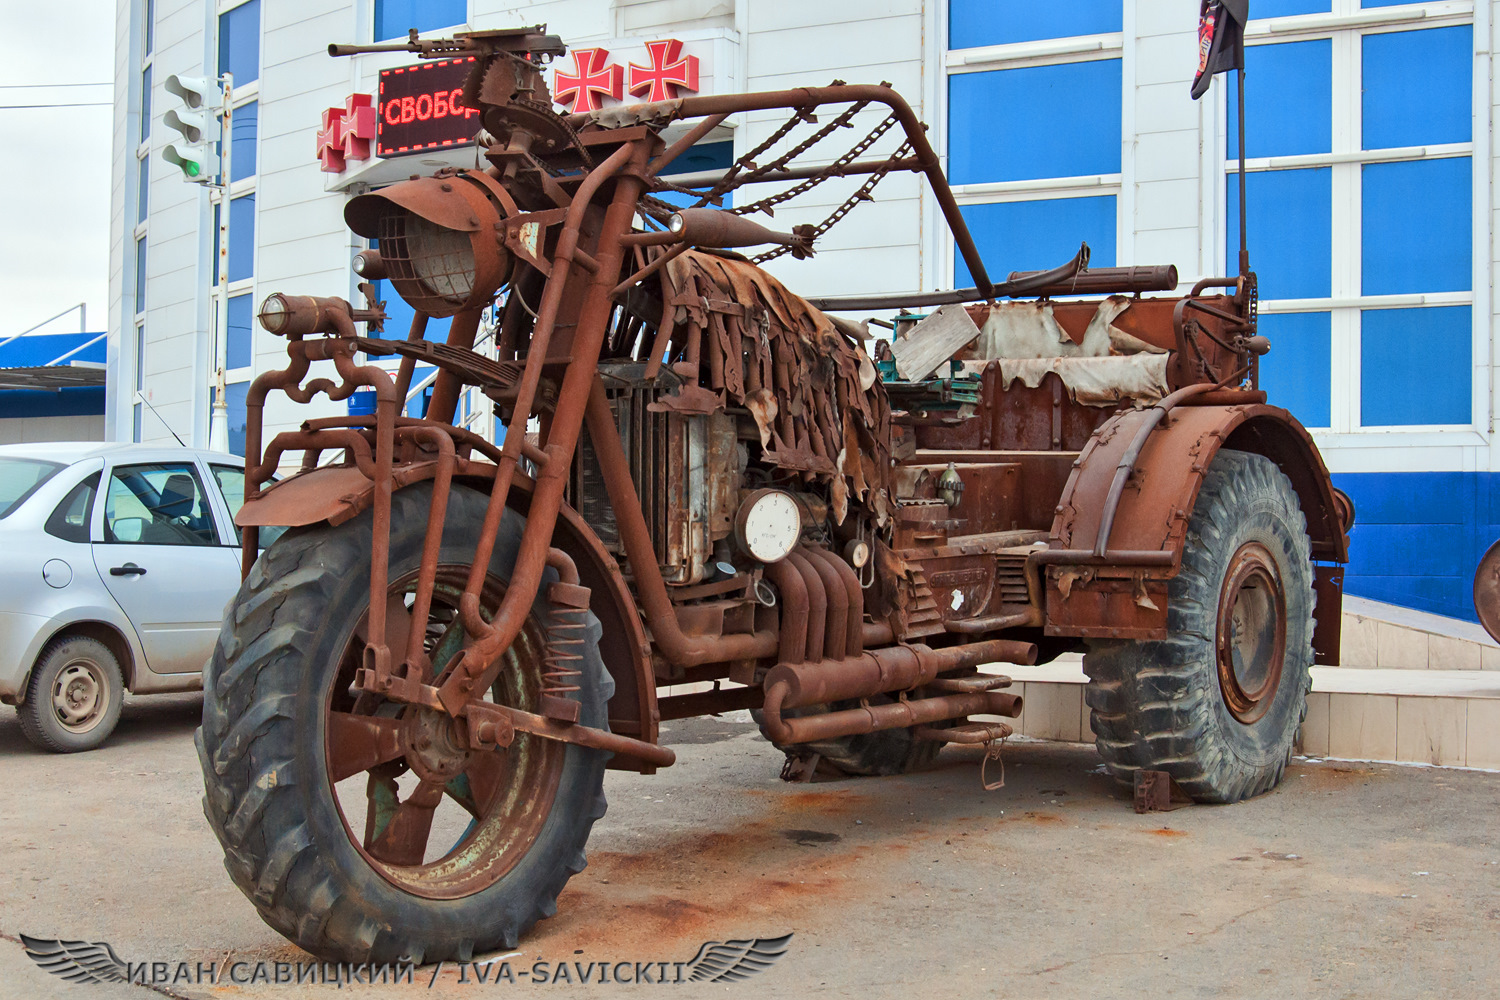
[0,442,252,751]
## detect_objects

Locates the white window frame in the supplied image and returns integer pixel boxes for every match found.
[1222,0,1488,449]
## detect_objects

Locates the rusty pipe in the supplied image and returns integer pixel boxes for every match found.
[765,638,1036,712]
[800,548,846,661]
[805,547,862,657]
[764,558,809,664]
[764,689,1024,746]
[786,550,827,665]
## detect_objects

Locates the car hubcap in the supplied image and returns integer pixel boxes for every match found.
[1215,542,1287,725]
[52,661,109,732]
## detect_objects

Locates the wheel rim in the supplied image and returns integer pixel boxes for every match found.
[1215,542,1287,725]
[323,566,564,900]
[51,659,110,733]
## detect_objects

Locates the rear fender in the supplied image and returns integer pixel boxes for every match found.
[1047,401,1347,662]
[236,464,658,766]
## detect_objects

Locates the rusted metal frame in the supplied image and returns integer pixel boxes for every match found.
[441,140,635,664]
[657,685,763,721]
[396,425,457,682]
[768,690,1023,745]
[944,611,1034,635]
[645,112,730,177]
[637,85,994,296]
[393,312,430,403]
[805,242,1090,312]
[305,414,547,468]
[584,378,780,667]
[437,140,646,715]
[763,638,1036,713]
[610,242,690,301]
[424,308,483,425]
[657,156,925,192]
[261,428,376,480]
[462,698,676,768]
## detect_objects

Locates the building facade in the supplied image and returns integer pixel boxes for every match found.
[110,0,1498,621]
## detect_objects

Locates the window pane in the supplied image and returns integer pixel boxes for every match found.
[375,0,467,43]
[1363,158,1471,295]
[227,381,249,457]
[1252,0,1330,15]
[211,466,245,520]
[230,194,255,282]
[1228,40,1331,158]
[949,0,1120,49]
[227,293,253,369]
[1361,306,1471,426]
[104,463,217,545]
[144,0,153,54]
[46,473,99,543]
[956,196,1116,289]
[1363,0,1419,6]
[140,64,151,144]
[230,100,257,181]
[949,61,1121,183]
[135,237,147,314]
[0,458,63,519]
[654,140,733,209]
[1363,27,1471,150]
[219,0,260,85]
[137,158,149,224]
[1258,312,1331,427]
[1228,168,1331,300]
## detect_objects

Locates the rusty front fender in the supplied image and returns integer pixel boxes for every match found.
[236,464,659,769]
[1044,398,1348,662]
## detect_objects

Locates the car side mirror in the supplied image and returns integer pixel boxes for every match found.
[112,517,145,543]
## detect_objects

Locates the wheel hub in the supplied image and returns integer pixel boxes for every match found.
[52,662,104,729]
[402,707,473,783]
[1215,542,1288,725]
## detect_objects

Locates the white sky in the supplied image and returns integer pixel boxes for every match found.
[0,0,115,340]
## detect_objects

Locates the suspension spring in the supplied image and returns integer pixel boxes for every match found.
[540,579,591,722]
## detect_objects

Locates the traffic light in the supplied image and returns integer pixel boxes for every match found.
[161,74,224,183]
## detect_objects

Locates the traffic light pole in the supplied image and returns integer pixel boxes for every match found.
[208,73,233,454]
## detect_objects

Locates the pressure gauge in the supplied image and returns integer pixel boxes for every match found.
[733,489,802,564]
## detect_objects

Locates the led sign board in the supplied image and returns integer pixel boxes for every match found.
[376,57,481,157]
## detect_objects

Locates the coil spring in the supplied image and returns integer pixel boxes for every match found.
[541,582,589,699]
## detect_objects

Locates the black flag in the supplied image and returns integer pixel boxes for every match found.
[1191,0,1248,100]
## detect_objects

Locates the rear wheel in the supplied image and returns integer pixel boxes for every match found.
[1083,449,1315,804]
[19,636,124,753]
[196,484,612,964]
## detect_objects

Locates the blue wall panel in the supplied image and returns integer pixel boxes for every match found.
[956,196,1116,289]
[1363,158,1472,295]
[1254,0,1331,15]
[949,0,1121,49]
[948,61,1122,183]
[1228,168,1332,300]
[1363,27,1471,149]
[1228,40,1332,159]
[1258,312,1331,427]
[1360,306,1472,426]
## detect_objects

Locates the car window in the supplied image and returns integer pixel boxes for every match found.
[103,463,219,546]
[45,473,100,543]
[210,463,286,548]
[0,457,64,519]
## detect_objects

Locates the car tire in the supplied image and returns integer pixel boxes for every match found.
[18,636,126,753]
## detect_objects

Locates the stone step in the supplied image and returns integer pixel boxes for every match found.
[1339,595,1499,670]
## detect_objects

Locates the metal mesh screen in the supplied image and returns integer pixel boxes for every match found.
[377,211,477,318]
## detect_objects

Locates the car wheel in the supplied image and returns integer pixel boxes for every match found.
[18,636,126,753]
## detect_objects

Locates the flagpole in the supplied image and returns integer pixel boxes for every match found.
[1237,64,1248,277]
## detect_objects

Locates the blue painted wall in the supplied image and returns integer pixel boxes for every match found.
[1333,471,1498,623]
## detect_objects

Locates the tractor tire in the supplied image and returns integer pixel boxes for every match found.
[1083,449,1315,804]
[196,483,613,964]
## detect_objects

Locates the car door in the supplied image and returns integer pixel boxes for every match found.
[91,460,242,674]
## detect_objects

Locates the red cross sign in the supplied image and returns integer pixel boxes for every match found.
[554,48,623,113]
[316,93,376,172]
[627,39,700,103]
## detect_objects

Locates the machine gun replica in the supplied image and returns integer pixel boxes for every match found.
[197,25,1352,964]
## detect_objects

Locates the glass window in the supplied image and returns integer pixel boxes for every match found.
[140,64,151,144]
[227,293,253,369]
[1257,312,1331,427]
[949,60,1122,183]
[654,140,734,209]
[214,195,256,285]
[143,0,154,54]
[1361,306,1471,426]
[956,196,1116,289]
[1363,0,1419,6]
[230,100,257,181]
[949,0,1121,49]
[0,458,63,519]
[1254,0,1331,15]
[375,0,466,43]
[210,465,245,521]
[1228,168,1332,300]
[135,237,147,314]
[218,0,260,86]
[1363,158,1471,296]
[1228,41,1331,159]
[136,157,149,224]
[46,473,99,543]
[1363,27,1471,150]
[227,381,249,457]
[103,463,218,545]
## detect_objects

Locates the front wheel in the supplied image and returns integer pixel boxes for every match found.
[1083,449,1315,804]
[196,483,613,964]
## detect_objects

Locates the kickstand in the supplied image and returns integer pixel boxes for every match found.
[1133,769,1193,813]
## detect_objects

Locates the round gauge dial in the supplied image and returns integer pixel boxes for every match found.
[734,489,802,564]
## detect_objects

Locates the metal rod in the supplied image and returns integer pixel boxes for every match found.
[1238,64,1249,277]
